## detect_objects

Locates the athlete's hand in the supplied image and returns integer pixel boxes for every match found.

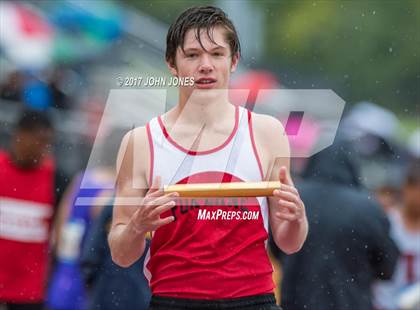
[128,176,178,234]
[272,166,305,222]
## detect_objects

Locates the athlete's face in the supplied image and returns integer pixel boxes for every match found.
[168,26,239,94]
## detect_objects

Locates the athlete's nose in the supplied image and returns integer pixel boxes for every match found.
[198,54,214,74]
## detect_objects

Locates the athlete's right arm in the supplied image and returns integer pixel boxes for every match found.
[108,128,178,267]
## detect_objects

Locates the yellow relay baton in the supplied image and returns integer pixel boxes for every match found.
[164,181,281,197]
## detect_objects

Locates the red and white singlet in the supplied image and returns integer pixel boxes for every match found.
[144,106,274,299]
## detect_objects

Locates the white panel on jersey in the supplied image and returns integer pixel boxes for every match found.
[0,197,52,243]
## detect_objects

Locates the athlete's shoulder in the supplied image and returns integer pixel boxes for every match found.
[117,126,149,169]
[250,111,287,143]
[121,126,147,146]
[251,111,285,133]
[250,111,290,157]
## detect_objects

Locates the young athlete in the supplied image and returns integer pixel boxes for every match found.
[109,6,308,310]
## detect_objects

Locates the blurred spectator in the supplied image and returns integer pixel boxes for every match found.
[81,205,151,310]
[373,159,420,310]
[342,102,408,165]
[0,70,24,102]
[46,67,79,110]
[48,68,69,110]
[0,109,68,310]
[271,141,400,310]
[46,129,124,310]
[22,74,52,110]
[407,129,420,158]
[375,183,402,214]
[0,67,77,110]
[341,102,411,214]
[46,171,114,310]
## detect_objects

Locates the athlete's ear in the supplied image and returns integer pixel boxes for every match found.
[166,60,178,77]
[230,52,240,73]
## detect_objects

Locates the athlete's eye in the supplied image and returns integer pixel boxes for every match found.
[187,53,198,58]
[213,52,223,57]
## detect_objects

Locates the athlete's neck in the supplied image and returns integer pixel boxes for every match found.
[171,89,234,127]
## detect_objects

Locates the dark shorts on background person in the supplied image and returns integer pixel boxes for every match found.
[149,293,282,310]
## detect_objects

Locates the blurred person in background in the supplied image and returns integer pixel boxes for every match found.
[374,179,403,215]
[46,68,73,110]
[271,141,400,310]
[373,158,420,310]
[0,70,24,103]
[0,67,75,111]
[20,73,52,111]
[0,109,68,310]
[341,102,409,214]
[80,204,151,310]
[47,129,123,310]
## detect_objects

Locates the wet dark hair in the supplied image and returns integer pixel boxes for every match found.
[406,158,420,185]
[16,109,53,131]
[165,6,241,66]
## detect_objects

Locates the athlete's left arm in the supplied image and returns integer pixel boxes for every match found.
[253,113,308,255]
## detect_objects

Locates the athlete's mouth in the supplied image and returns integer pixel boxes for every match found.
[195,78,217,88]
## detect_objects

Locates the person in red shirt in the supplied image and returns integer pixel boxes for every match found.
[0,110,55,310]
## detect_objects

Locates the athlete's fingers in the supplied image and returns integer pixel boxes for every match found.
[132,200,175,227]
[154,215,175,228]
[146,192,178,209]
[149,200,176,218]
[275,211,297,222]
[144,193,177,214]
[279,166,295,187]
[274,190,299,204]
[144,189,175,206]
[275,183,299,196]
[278,199,298,213]
[145,188,165,199]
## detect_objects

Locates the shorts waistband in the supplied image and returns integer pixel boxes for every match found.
[150,293,276,309]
